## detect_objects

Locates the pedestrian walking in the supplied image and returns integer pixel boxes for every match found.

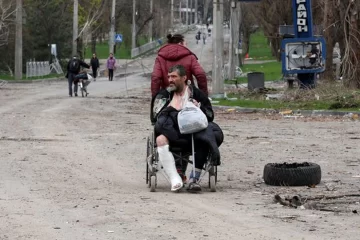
[90,53,99,81]
[151,33,209,97]
[66,55,90,97]
[106,53,116,81]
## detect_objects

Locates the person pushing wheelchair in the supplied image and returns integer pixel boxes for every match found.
[151,65,223,192]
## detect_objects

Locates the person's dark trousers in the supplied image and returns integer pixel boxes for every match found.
[68,73,76,96]
[108,69,114,81]
[194,141,209,169]
[92,68,98,80]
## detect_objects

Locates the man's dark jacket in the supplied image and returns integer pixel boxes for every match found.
[150,86,223,165]
[67,58,90,75]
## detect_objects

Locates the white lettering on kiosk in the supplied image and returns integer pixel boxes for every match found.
[296,0,308,33]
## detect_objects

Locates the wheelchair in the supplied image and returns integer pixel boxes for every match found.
[145,130,218,192]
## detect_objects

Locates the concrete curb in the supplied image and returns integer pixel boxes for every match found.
[213,105,360,117]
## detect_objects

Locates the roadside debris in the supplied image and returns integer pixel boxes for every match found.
[274,194,360,213]
[266,93,284,100]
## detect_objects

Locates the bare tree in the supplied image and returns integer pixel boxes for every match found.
[340,0,360,88]
[0,0,16,47]
[77,0,108,58]
[251,0,292,61]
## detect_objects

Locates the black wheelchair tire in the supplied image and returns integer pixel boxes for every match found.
[146,137,150,185]
[150,175,156,192]
[209,175,216,192]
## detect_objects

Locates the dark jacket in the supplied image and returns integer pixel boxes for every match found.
[67,58,90,74]
[151,87,222,165]
[90,57,99,69]
[151,44,208,97]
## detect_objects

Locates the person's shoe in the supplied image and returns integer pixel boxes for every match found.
[69,95,72,97]
[187,179,201,193]
[74,93,78,97]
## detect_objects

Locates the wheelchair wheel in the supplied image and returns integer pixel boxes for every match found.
[208,166,217,192]
[150,175,157,192]
[209,175,216,192]
[146,137,150,185]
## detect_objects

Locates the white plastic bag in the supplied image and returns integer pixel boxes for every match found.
[87,73,93,81]
[178,100,208,134]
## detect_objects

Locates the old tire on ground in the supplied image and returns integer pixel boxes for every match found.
[263,162,321,186]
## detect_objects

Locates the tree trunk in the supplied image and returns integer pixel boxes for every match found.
[323,0,336,81]
[91,27,97,54]
[341,0,360,88]
[203,0,211,23]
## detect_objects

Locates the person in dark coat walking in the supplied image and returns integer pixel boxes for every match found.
[90,53,99,81]
[66,56,90,97]
[151,33,209,97]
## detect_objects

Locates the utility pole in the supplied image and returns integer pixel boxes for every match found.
[190,0,193,24]
[171,0,174,31]
[179,1,182,24]
[149,0,153,42]
[219,0,224,68]
[186,0,189,26]
[228,0,240,80]
[132,0,136,49]
[195,0,198,24]
[211,0,224,97]
[72,0,78,56]
[15,0,22,80]
[109,0,116,54]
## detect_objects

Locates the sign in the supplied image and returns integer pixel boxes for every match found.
[281,37,326,74]
[51,44,57,57]
[115,34,123,43]
[293,0,313,38]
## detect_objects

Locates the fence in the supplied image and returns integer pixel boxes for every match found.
[26,58,63,79]
[131,24,196,58]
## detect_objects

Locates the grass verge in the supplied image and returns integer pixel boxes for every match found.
[0,73,64,81]
[216,82,360,112]
[84,36,149,59]
[248,31,273,60]
[225,61,282,83]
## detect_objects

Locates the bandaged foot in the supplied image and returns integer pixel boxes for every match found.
[158,145,183,191]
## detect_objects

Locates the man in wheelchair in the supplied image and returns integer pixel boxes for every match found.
[150,65,223,192]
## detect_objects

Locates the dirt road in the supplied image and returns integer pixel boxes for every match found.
[1,28,360,240]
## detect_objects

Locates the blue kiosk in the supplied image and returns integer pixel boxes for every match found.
[281,0,326,88]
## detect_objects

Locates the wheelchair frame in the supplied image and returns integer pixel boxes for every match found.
[145,131,218,192]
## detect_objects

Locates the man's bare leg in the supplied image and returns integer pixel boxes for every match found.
[156,135,183,191]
